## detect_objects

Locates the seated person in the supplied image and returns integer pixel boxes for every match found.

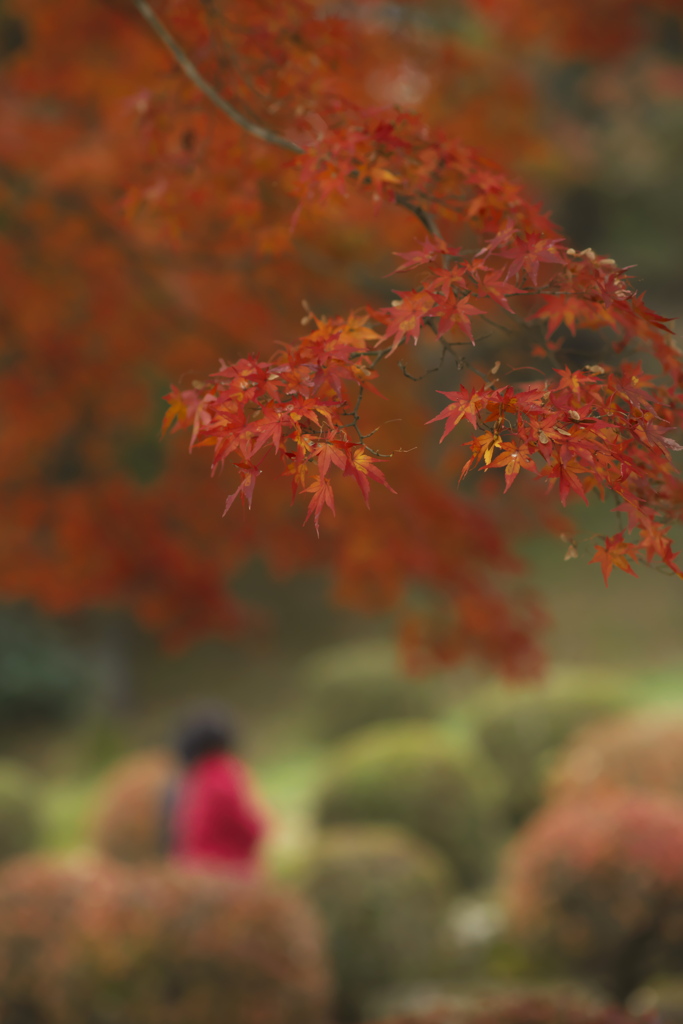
[170,712,265,874]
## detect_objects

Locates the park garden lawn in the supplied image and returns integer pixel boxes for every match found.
[36,656,683,863]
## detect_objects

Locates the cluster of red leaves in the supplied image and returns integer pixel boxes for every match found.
[165,313,393,532]
[167,103,683,585]
[435,358,683,581]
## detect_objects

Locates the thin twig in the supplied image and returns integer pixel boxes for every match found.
[398,340,449,381]
[132,0,304,154]
[344,344,399,441]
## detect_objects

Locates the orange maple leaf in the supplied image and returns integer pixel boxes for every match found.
[589,535,638,584]
[303,474,336,535]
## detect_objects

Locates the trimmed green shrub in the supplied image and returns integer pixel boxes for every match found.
[301,640,441,741]
[0,855,331,1024]
[0,759,40,859]
[91,750,176,862]
[504,790,683,1003]
[316,722,500,888]
[302,825,454,1022]
[474,687,623,826]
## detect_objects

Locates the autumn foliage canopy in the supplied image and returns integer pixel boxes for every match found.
[2,0,683,674]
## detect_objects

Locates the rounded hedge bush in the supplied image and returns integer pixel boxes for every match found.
[474,687,623,827]
[550,713,683,803]
[301,640,441,741]
[0,759,40,860]
[0,855,331,1024]
[504,791,683,1003]
[0,855,97,1024]
[302,825,454,1022]
[374,992,637,1024]
[91,750,176,862]
[316,722,500,888]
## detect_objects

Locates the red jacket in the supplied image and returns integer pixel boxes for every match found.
[172,753,265,872]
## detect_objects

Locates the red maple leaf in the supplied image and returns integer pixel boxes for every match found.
[382,290,436,353]
[589,534,639,584]
[303,474,336,535]
[345,447,396,504]
[428,387,491,438]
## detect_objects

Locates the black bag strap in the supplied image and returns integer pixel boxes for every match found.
[159,776,180,856]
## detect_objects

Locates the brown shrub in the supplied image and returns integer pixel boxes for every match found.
[550,714,683,803]
[374,992,638,1024]
[0,855,98,1024]
[503,791,683,1003]
[91,750,176,861]
[0,855,331,1024]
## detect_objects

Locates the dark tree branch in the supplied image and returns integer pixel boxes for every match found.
[398,340,450,381]
[395,194,443,240]
[132,0,304,154]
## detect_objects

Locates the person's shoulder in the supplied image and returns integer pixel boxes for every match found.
[202,753,247,787]
[222,754,251,781]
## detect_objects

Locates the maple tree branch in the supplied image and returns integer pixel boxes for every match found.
[132,0,304,154]
[395,195,443,240]
[199,0,272,108]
